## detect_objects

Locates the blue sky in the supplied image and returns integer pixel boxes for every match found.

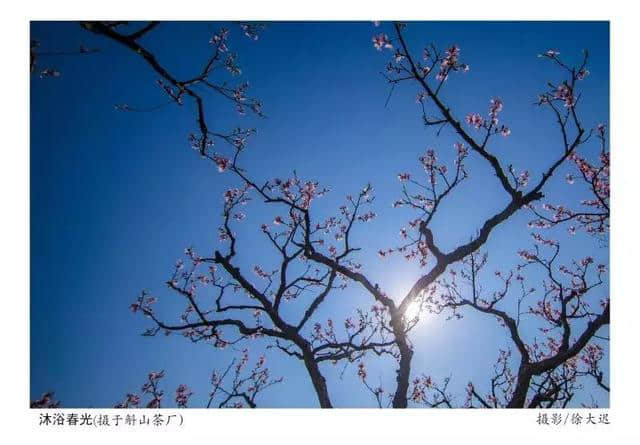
[30,21,609,408]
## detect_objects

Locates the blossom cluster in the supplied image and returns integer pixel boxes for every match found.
[465,97,511,136]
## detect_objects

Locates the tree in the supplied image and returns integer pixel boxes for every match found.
[31,21,609,409]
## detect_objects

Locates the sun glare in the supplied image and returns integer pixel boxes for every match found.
[404,300,421,320]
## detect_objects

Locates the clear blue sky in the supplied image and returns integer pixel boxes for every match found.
[30,21,609,408]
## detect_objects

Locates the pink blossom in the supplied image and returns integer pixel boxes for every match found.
[240,24,261,41]
[209,28,229,51]
[145,296,157,305]
[175,384,193,408]
[344,318,355,330]
[446,45,460,59]
[357,362,367,380]
[541,49,560,57]
[581,256,594,267]
[454,142,468,157]
[146,397,161,408]
[554,83,575,108]
[223,188,243,204]
[254,265,272,279]
[488,97,503,124]
[435,72,448,82]
[465,113,484,129]
[518,171,530,187]
[372,34,392,51]
[148,370,165,381]
[419,149,437,169]
[126,393,140,406]
[518,250,537,262]
[577,68,590,80]
[528,219,551,229]
[218,227,230,241]
[358,211,376,222]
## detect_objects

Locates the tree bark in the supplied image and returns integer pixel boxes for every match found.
[302,350,333,408]
[507,365,533,408]
[391,315,413,408]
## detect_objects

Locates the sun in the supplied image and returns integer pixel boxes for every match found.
[404,300,422,320]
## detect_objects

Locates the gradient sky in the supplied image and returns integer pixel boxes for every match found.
[30,21,609,408]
